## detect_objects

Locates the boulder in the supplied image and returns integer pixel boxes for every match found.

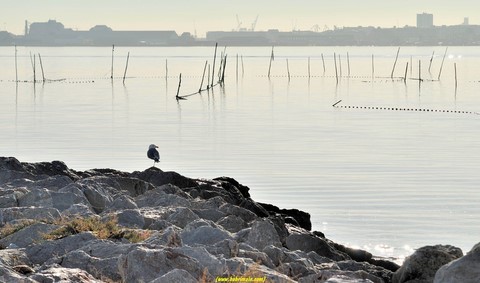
[166,207,199,228]
[30,265,102,283]
[337,260,393,283]
[286,232,348,261]
[393,245,463,283]
[181,224,233,246]
[26,232,97,265]
[0,222,59,249]
[113,209,145,228]
[62,250,122,282]
[151,268,198,283]
[118,246,203,282]
[144,226,183,247]
[260,202,312,231]
[0,263,36,283]
[131,167,197,188]
[135,186,191,208]
[217,215,248,233]
[244,219,282,251]
[0,207,61,225]
[434,242,480,283]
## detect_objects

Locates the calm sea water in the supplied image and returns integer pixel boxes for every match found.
[1,46,479,261]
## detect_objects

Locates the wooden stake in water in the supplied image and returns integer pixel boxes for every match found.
[14,45,18,82]
[236,54,239,80]
[268,46,274,78]
[371,54,375,80]
[410,56,413,75]
[111,45,114,80]
[165,59,168,80]
[38,53,45,83]
[438,47,448,81]
[391,47,400,78]
[334,52,338,83]
[404,62,409,83]
[221,54,227,83]
[122,52,130,84]
[199,60,208,92]
[347,52,351,77]
[32,53,36,83]
[211,43,218,87]
[308,57,311,78]
[321,53,326,73]
[286,59,291,80]
[207,64,210,89]
[428,51,435,73]
[419,60,422,83]
[454,62,458,88]
[176,73,182,98]
[338,54,342,77]
[241,55,244,77]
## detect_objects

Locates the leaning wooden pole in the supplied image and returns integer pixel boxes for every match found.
[404,62,409,83]
[211,43,218,87]
[321,53,326,73]
[371,54,375,80]
[199,60,208,92]
[268,46,274,78]
[110,45,114,80]
[165,59,168,80]
[391,47,400,78]
[454,63,458,88]
[122,52,130,84]
[347,52,351,77]
[32,53,36,83]
[438,47,448,81]
[308,57,311,78]
[38,53,45,83]
[241,55,244,77]
[176,73,182,98]
[286,59,291,80]
[428,51,435,73]
[221,55,227,84]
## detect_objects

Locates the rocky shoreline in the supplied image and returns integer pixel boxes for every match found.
[0,157,478,282]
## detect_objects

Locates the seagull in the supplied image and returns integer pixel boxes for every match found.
[147,144,160,166]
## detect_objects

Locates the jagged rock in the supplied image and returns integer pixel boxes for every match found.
[62,203,96,218]
[0,263,36,283]
[243,219,282,251]
[118,246,204,282]
[13,264,35,275]
[78,240,133,259]
[135,185,191,208]
[219,203,258,223]
[238,249,276,269]
[224,257,296,283]
[205,239,239,258]
[337,260,393,283]
[150,268,198,283]
[393,245,463,283]
[166,207,199,228]
[4,175,73,192]
[26,232,97,265]
[62,250,122,282]
[286,232,348,261]
[115,209,145,229]
[434,242,480,283]
[131,167,197,188]
[334,243,373,263]
[181,222,233,246]
[144,226,183,247]
[299,269,383,283]
[0,249,31,267]
[217,215,248,233]
[0,191,19,208]
[0,222,59,248]
[30,265,102,283]
[105,194,138,211]
[76,178,115,213]
[193,208,226,222]
[174,246,226,277]
[0,207,61,225]
[260,202,312,231]
[277,261,316,279]
[213,176,251,198]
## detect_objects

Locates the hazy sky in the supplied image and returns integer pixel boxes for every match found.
[2,0,478,36]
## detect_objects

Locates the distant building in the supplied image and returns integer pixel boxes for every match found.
[463,17,469,25]
[417,13,434,28]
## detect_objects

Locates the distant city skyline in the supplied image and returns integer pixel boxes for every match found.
[3,0,479,36]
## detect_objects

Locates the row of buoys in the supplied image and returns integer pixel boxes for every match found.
[332,100,479,115]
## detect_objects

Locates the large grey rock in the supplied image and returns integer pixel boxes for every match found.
[144,226,183,247]
[167,207,199,228]
[131,167,198,188]
[219,203,258,223]
[217,215,248,233]
[105,194,138,211]
[393,245,463,283]
[0,207,61,225]
[337,260,393,283]
[62,250,122,282]
[151,268,198,283]
[76,179,115,213]
[174,246,226,277]
[0,249,31,267]
[243,219,282,251]
[26,232,97,265]
[0,222,59,249]
[434,242,480,283]
[115,209,145,229]
[181,224,233,246]
[118,246,203,282]
[0,263,37,283]
[286,232,348,261]
[135,186,191,208]
[193,208,226,222]
[224,257,296,283]
[30,265,102,283]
